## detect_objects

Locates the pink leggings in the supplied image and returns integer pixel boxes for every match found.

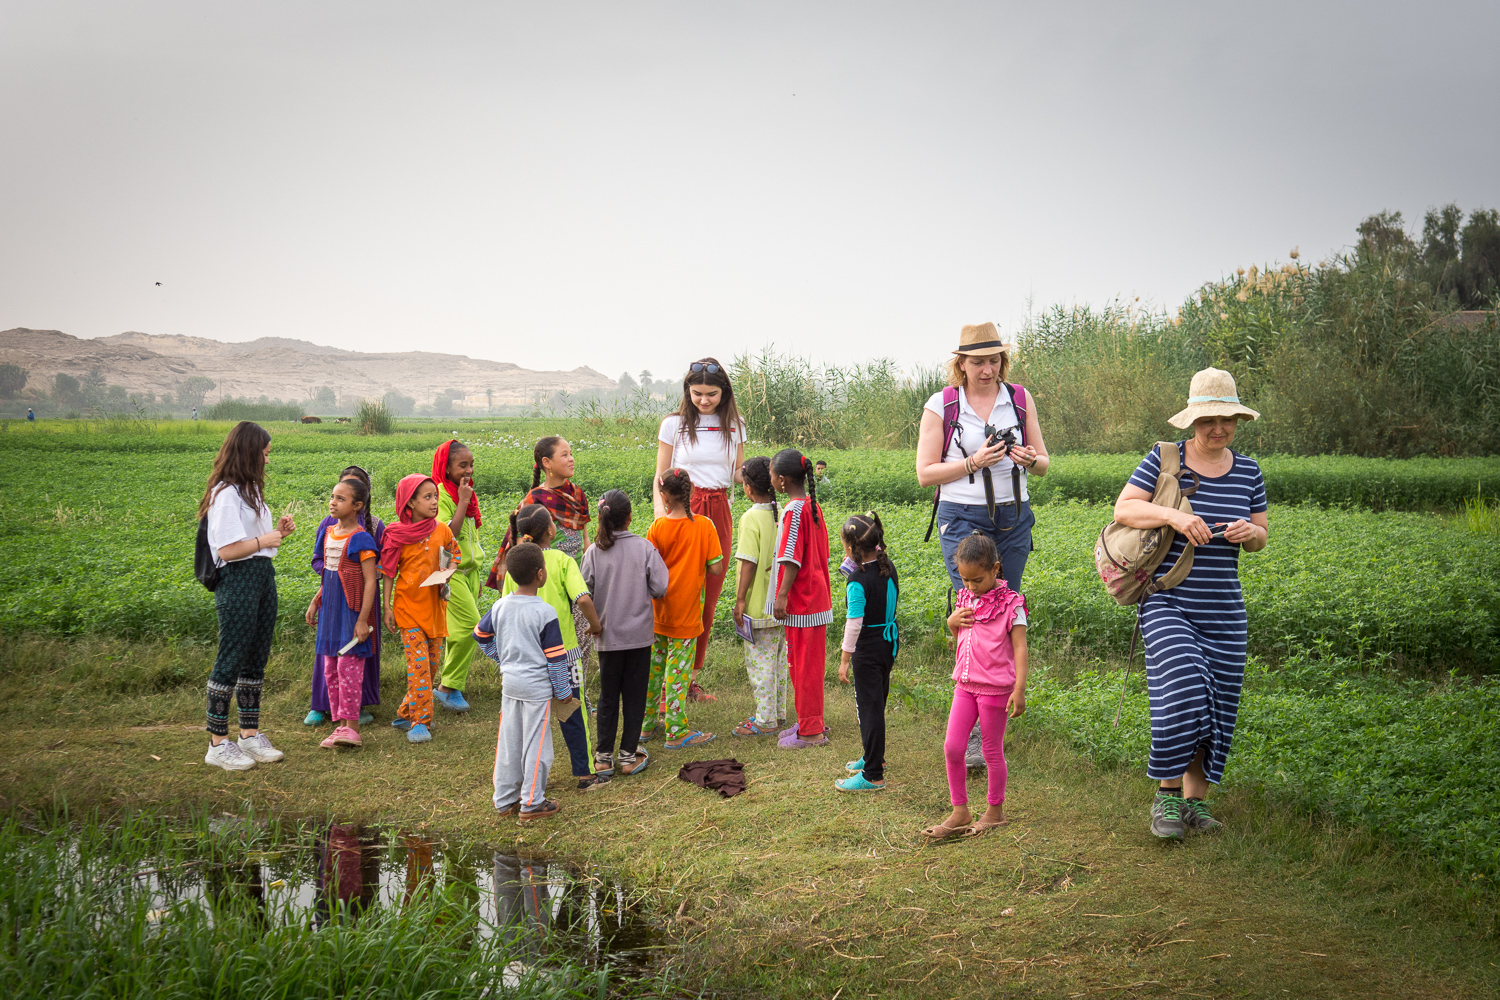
[943,687,1011,807]
[322,655,366,723]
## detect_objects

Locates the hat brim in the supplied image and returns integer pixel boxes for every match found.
[1168,401,1260,429]
[953,342,1017,357]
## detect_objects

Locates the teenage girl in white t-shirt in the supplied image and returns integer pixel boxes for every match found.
[198,421,297,772]
[654,358,746,701]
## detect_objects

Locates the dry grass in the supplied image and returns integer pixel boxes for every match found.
[0,633,1495,998]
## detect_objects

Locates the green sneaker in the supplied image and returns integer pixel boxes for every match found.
[1150,793,1186,840]
[1183,797,1222,833]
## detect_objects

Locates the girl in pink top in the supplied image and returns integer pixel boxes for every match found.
[922,533,1030,840]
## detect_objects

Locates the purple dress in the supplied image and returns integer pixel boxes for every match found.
[310,514,384,711]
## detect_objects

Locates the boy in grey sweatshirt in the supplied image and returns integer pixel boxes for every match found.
[476,543,578,820]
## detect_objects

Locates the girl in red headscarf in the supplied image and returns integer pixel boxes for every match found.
[431,440,485,713]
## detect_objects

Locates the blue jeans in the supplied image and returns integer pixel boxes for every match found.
[935,499,1035,593]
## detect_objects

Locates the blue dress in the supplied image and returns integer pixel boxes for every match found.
[1129,444,1267,784]
[314,527,379,660]
[310,516,384,710]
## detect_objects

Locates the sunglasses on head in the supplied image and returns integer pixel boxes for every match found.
[689,362,721,375]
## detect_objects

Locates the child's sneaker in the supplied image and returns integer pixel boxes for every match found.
[358,709,374,725]
[578,774,612,792]
[406,723,432,743]
[303,710,330,726]
[205,740,256,771]
[434,689,470,712]
[845,756,865,774]
[1183,798,1222,833]
[834,773,885,792]
[236,733,284,763]
[592,751,615,777]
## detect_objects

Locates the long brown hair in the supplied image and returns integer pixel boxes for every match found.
[675,357,740,449]
[595,489,631,550]
[198,421,271,517]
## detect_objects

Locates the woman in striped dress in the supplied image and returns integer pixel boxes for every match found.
[1112,368,1269,840]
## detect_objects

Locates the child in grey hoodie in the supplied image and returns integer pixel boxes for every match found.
[580,489,669,777]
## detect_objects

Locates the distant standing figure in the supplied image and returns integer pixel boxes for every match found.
[815,460,831,486]
[1111,368,1269,841]
[193,407,198,420]
[27,408,34,422]
[654,358,745,701]
[198,421,296,771]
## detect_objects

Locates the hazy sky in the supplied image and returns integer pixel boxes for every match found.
[3,2,1497,383]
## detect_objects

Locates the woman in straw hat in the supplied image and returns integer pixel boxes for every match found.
[1112,367,1269,842]
[917,324,1051,773]
[916,323,1049,594]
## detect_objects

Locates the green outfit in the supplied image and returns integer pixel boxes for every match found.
[647,634,697,741]
[437,491,485,692]
[501,549,589,656]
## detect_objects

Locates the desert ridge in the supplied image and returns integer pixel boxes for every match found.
[0,328,616,410]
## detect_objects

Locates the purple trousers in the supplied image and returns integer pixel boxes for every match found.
[312,652,381,711]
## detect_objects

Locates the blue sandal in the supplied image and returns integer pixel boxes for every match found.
[664,730,716,749]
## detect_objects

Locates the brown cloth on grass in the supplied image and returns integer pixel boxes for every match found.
[677,758,746,798]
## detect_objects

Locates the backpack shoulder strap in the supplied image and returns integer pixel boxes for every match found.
[940,385,961,457]
[1007,383,1028,447]
[1157,440,1180,478]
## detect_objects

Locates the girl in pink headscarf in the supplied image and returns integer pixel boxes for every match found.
[921,532,1030,841]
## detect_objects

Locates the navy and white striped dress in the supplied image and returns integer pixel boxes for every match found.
[1129,443,1267,784]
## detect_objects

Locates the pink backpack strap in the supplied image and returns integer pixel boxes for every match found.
[1007,382,1028,448]
[940,385,961,458]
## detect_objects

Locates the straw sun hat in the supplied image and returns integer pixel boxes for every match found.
[1168,367,1261,429]
[953,322,1017,357]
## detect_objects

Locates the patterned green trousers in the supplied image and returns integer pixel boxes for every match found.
[646,634,697,742]
[207,558,278,737]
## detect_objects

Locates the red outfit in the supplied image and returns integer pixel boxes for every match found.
[774,496,833,737]
[691,486,733,675]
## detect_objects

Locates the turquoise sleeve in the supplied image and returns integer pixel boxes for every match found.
[845,580,866,619]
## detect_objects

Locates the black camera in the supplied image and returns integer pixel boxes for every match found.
[984,423,1017,450]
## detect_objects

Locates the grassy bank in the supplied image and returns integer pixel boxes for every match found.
[0,632,1495,999]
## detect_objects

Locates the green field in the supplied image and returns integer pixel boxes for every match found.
[2,417,1497,998]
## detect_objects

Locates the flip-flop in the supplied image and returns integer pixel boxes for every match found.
[961,818,1009,838]
[733,719,778,736]
[920,822,969,841]
[664,730,716,749]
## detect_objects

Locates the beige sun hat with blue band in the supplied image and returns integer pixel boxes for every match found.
[953,321,1017,357]
[1168,367,1260,428]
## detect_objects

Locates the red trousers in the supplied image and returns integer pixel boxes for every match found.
[786,624,826,737]
[691,487,733,676]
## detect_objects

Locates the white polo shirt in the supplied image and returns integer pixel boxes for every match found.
[923,385,1029,504]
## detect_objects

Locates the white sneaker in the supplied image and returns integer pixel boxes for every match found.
[205,740,256,771]
[237,733,284,763]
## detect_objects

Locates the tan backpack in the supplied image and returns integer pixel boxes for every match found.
[1094,441,1200,725]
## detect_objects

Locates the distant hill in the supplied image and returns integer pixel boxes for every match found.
[0,328,615,409]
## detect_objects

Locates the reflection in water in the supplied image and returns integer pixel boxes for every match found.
[493,853,659,968]
[314,823,381,926]
[127,823,661,973]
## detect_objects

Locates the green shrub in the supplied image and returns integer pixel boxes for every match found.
[205,398,305,422]
[356,398,395,435]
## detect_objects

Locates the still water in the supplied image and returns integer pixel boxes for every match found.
[131,819,664,973]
